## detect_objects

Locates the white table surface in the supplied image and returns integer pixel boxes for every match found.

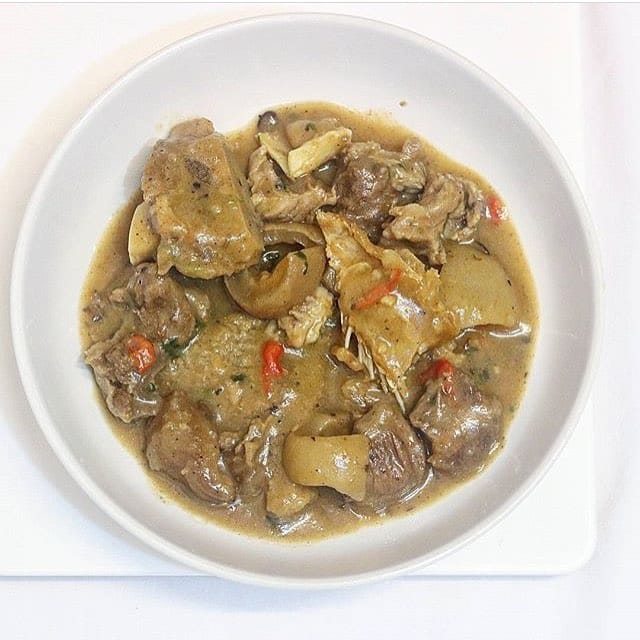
[1,3,637,638]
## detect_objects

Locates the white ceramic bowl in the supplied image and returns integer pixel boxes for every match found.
[11,14,601,588]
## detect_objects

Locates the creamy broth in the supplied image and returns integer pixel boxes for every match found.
[81,102,537,541]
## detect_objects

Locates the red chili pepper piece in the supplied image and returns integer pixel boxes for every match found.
[262,340,285,393]
[487,193,504,223]
[354,268,403,310]
[127,334,157,374]
[420,358,455,396]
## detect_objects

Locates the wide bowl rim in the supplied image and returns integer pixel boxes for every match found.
[10,11,603,589]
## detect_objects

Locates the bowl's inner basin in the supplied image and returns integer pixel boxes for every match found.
[80,101,538,542]
[13,15,598,583]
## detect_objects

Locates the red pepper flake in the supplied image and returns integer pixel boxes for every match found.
[420,358,455,396]
[262,340,285,393]
[127,334,157,375]
[354,268,403,310]
[487,193,505,223]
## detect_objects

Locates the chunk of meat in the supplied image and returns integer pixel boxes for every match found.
[84,325,161,423]
[317,212,457,406]
[409,368,503,477]
[333,140,427,240]
[277,286,334,348]
[442,175,486,241]
[382,173,487,266]
[83,264,205,422]
[142,118,263,278]
[331,346,365,372]
[341,377,385,413]
[248,145,336,222]
[354,399,427,506]
[146,392,236,503]
[115,263,199,345]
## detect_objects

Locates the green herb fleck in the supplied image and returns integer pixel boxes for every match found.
[294,250,308,275]
[231,373,247,382]
[161,338,185,358]
[147,382,157,392]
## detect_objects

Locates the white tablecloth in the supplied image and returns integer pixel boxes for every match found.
[1,3,637,638]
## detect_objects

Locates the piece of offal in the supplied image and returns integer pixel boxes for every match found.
[317,212,456,409]
[142,118,263,279]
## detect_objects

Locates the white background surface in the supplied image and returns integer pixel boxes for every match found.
[0,2,637,638]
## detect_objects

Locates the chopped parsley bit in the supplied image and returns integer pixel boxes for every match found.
[161,338,185,358]
[293,251,308,275]
[231,373,247,382]
[147,382,157,392]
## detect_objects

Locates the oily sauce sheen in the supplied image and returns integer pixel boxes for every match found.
[81,102,538,541]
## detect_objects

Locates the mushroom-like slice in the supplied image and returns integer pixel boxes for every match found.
[257,131,291,176]
[225,246,326,319]
[262,222,325,247]
[288,127,352,179]
[282,434,369,501]
[285,117,341,148]
[266,467,317,519]
[296,411,353,437]
[440,244,518,328]
[248,145,336,223]
[128,201,159,265]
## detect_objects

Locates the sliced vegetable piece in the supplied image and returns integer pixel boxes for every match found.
[128,201,160,266]
[266,468,316,518]
[257,131,291,176]
[296,412,353,437]
[282,434,369,501]
[285,117,341,147]
[288,127,352,179]
[440,244,518,329]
